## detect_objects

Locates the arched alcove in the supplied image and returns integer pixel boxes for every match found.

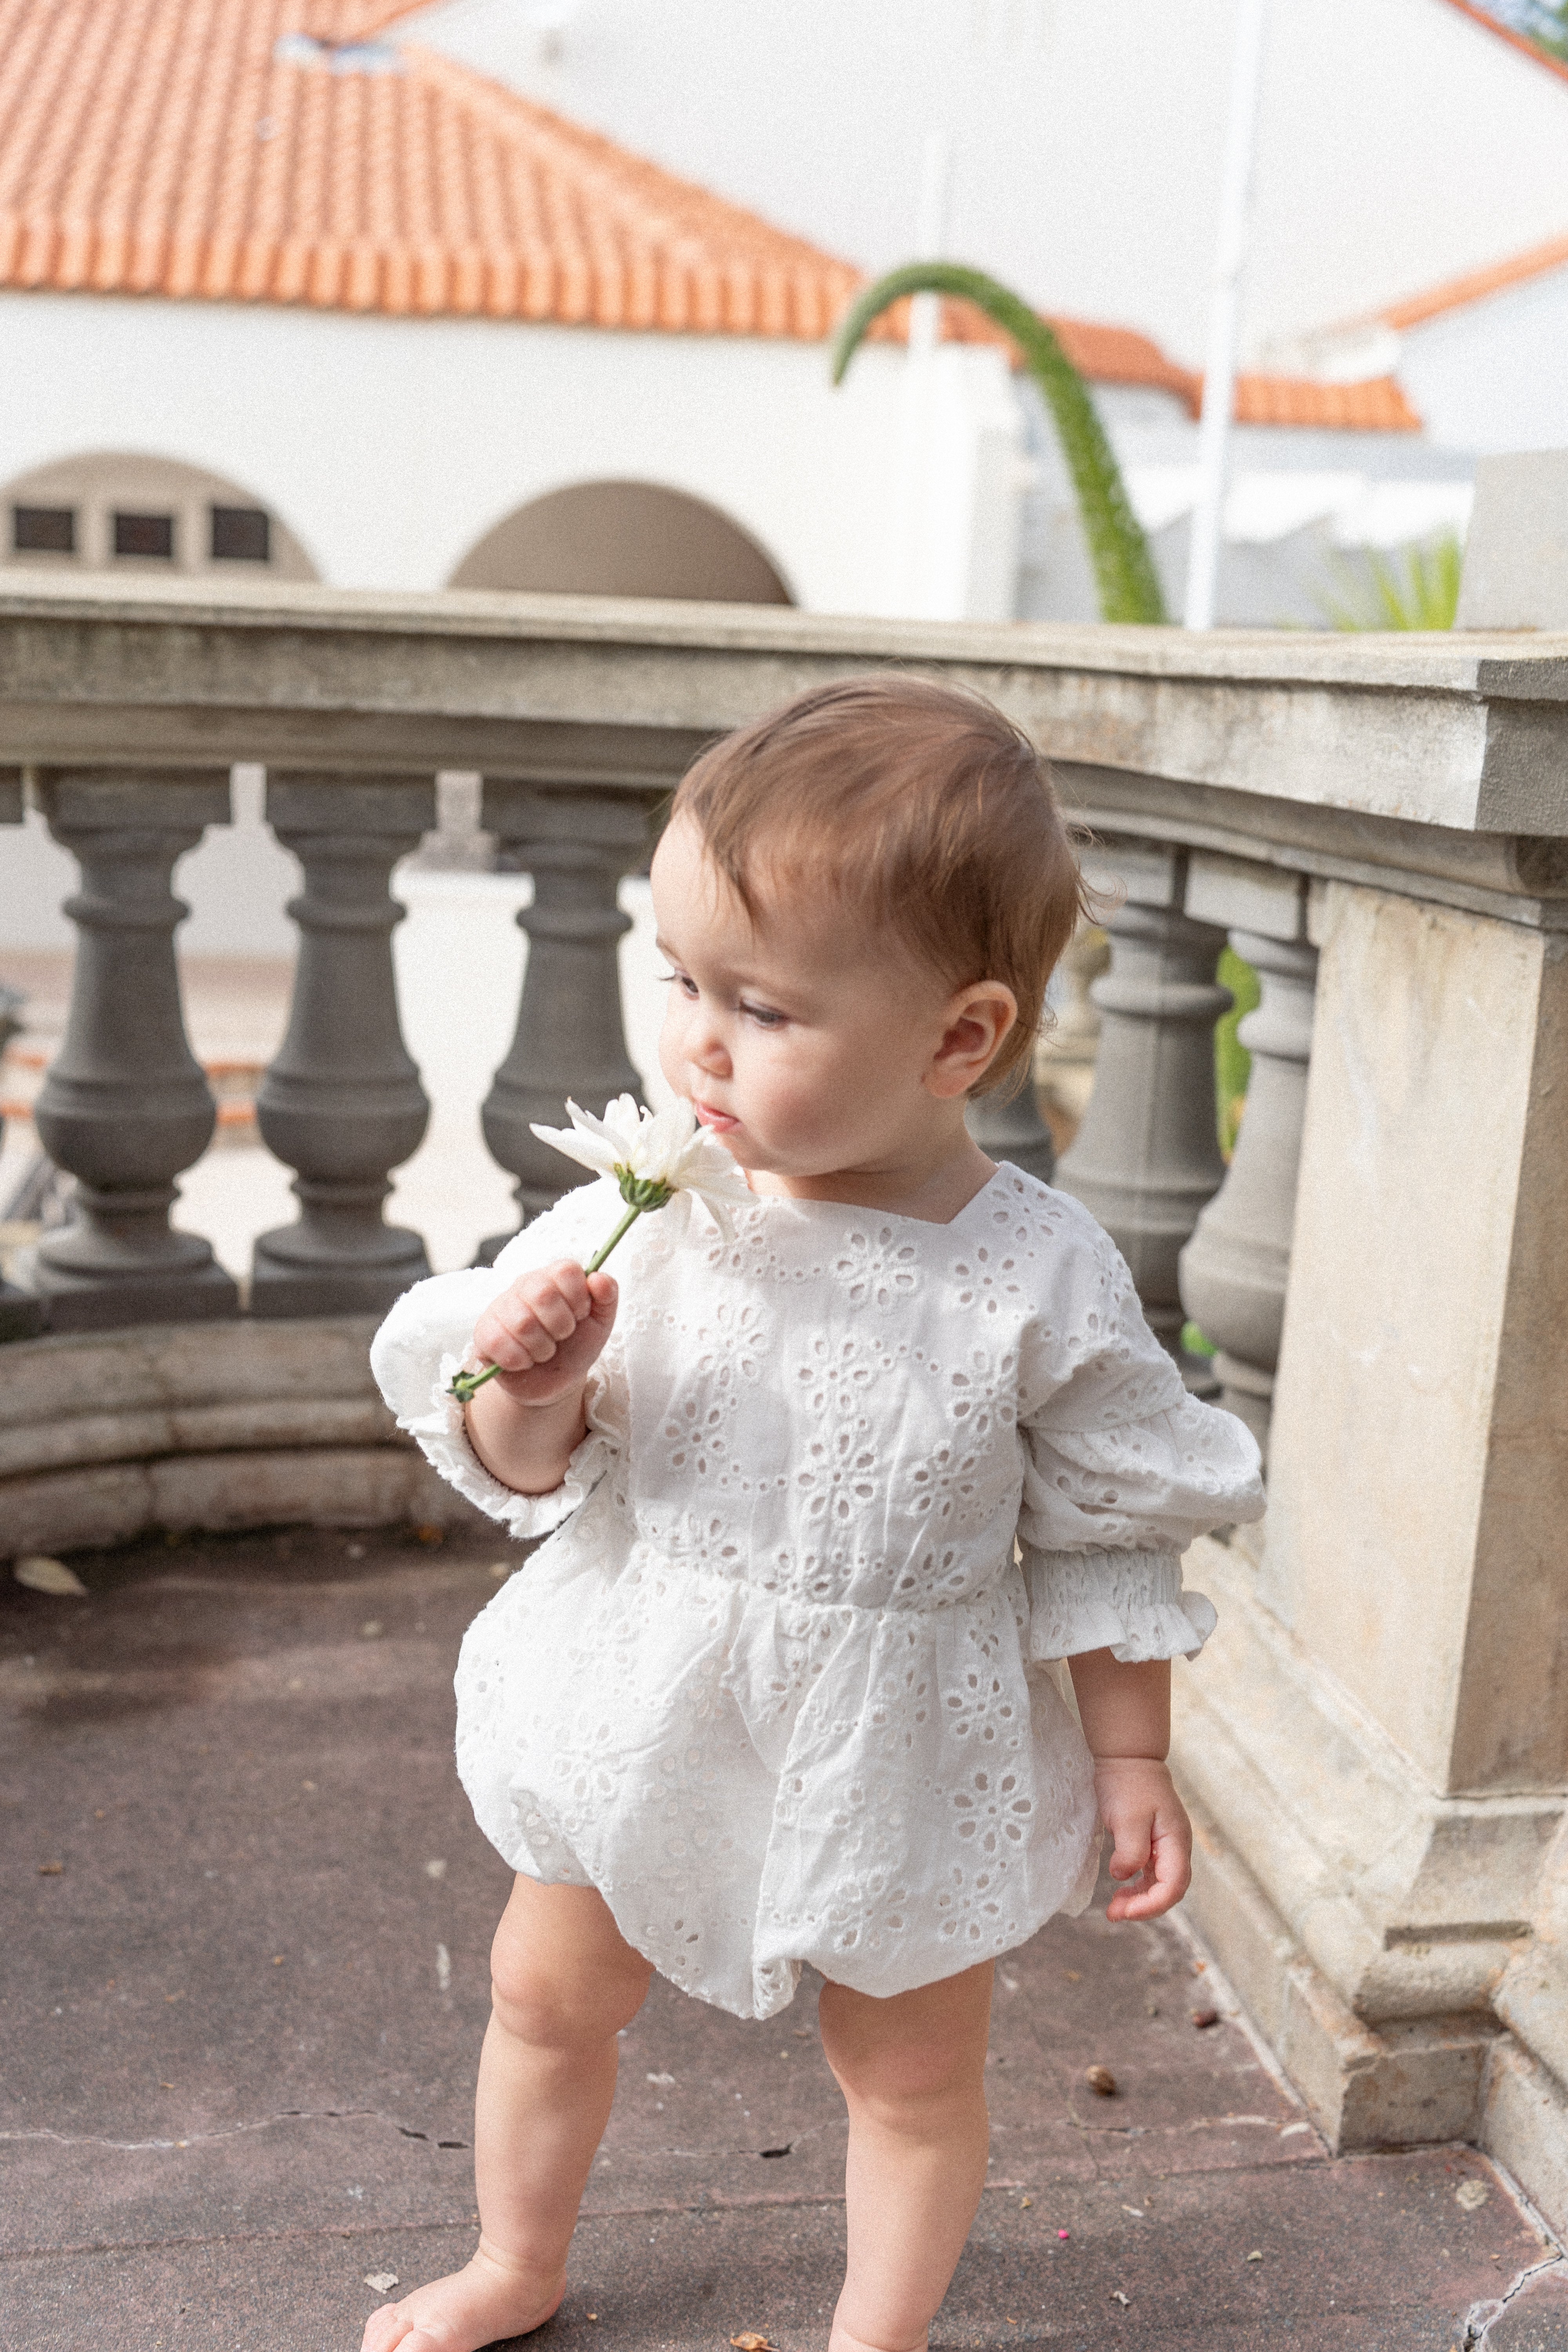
[0,452,318,580]
[449,480,793,604]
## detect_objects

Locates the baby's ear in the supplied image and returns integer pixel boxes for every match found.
[927,983,1017,1097]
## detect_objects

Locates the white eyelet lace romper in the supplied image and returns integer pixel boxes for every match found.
[371,1164,1265,2021]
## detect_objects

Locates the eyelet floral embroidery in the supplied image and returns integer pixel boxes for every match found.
[372,1165,1265,2020]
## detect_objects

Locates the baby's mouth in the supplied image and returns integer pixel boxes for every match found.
[694,1101,739,1134]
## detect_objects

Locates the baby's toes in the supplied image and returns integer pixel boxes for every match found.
[361,2302,412,2352]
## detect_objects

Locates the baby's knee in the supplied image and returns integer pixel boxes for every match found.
[489,1930,649,2051]
[846,2041,983,2121]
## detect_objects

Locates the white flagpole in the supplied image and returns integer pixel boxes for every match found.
[1183,0,1270,631]
[894,130,952,613]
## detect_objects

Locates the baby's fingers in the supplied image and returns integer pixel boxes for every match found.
[475,1261,592,1368]
[1105,1812,1191,1922]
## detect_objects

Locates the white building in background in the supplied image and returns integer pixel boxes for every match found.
[0,0,1537,644]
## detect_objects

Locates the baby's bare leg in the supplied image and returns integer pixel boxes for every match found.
[817,1962,994,2352]
[363,1876,653,2352]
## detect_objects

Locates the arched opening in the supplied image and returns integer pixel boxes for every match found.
[0,452,318,580]
[449,480,793,604]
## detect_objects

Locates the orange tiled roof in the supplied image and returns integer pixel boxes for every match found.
[0,0,871,333]
[1435,0,1568,86]
[1230,371,1421,429]
[0,0,1417,430]
[1379,229,1568,330]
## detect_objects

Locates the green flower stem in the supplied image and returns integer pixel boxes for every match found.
[448,1197,648,1404]
[584,1200,642,1273]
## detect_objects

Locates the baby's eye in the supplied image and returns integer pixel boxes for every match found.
[659,967,700,999]
[740,1000,786,1030]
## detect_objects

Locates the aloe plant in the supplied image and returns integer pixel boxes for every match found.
[831,261,1168,625]
[1317,531,1463,632]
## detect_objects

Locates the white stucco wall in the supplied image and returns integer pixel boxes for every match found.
[0,289,1022,621]
[1393,272,1568,455]
[410,0,1568,375]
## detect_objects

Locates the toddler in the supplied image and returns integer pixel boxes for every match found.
[366,676,1264,2352]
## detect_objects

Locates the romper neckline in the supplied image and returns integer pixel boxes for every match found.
[743,1163,1011,1235]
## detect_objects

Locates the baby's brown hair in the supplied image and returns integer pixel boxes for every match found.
[670,673,1090,1095]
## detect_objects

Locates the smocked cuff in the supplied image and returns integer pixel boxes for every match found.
[1023,1544,1218,1664]
[398,1353,614,1538]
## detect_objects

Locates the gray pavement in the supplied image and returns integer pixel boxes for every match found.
[4,1523,1563,2351]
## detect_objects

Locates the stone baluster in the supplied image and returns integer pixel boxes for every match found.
[252,773,435,1316]
[0,771,46,1339]
[1036,919,1110,1138]
[21,769,239,1331]
[1178,861,1318,1457]
[1055,844,1230,1363]
[478,785,651,1251]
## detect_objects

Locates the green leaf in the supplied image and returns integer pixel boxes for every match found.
[831,262,1168,626]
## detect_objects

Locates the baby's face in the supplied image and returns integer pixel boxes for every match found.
[650,813,1003,1185]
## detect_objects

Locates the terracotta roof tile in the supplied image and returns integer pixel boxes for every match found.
[1434,0,1568,87]
[0,0,1419,431]
[1379,229,1568,330]
[1231,371,1421,430]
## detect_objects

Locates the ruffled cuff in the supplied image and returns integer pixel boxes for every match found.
[399,1352,615,1538]
[1022,1544,1218,1665]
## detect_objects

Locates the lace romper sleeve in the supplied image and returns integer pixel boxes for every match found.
[1017,1230,1266,1665]
[369,1177,626,1541]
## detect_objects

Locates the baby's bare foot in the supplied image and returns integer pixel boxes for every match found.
[361,2243,565,2352]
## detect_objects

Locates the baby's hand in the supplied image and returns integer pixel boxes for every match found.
[1093,1755,1192,1922]
[470,1259,617,1410]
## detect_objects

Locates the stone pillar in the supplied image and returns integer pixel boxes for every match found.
[478,786,650,1247]
[1055,844,1230,1355]
[0,770,47,1340]
[1035,920,1109,1137]
[1172,878,1568,2167]
[1178,859,1317,1456]
[22,770,238,1331]
[252,774,434,1317]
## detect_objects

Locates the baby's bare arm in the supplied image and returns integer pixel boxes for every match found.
[463,1258,617,1496]
[1067,1650,1191,1922]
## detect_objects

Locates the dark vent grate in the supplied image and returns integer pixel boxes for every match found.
[13,505,75,553]
[114,510,175,559]
[211,505,270,562]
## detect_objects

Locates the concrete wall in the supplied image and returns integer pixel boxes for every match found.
[1396,270,1568,456]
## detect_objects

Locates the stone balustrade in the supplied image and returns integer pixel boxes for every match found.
[3,577,1568,2226]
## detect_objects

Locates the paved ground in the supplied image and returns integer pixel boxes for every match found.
[4,1521,1564,2352]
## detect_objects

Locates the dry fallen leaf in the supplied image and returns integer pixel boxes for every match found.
[363,2271,399,2293]
[1455,2179,1490,2211]
[731,2335,773,2351]
[1246,2250,1263,2263]
[1085,2065,1117,2097]
[15,1555,88,1597]
[1063,1969,1083,1983]
[37,1861,65,1875]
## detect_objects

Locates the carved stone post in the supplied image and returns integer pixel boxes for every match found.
[252,774,434,1316]
[0,772,47,1338]
[479,786,650,1247]
[1179,860,1318,1456]
[1056,844,1229,1359]
[22,770,238,1331]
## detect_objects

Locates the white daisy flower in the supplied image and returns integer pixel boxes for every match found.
[448,1097,753,1404]
[530,1094,754,1239]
